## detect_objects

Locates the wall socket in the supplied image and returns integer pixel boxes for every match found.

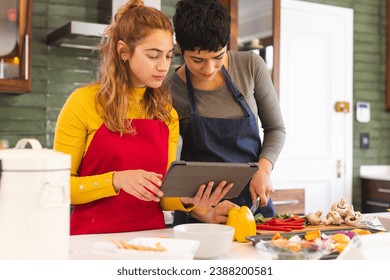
[360,133,370,149]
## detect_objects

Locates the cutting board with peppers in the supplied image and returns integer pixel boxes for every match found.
[255,215,355,235]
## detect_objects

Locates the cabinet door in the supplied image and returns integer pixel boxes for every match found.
[0,0,32,93]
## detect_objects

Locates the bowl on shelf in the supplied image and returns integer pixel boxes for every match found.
[173,223,234,259]
[255,239,327,260]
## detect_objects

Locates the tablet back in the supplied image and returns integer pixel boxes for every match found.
[160,161,259,199]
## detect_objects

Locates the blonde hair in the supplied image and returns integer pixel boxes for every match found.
[96,0,174,134]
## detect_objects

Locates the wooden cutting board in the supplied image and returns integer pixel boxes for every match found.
[256,224,356,236]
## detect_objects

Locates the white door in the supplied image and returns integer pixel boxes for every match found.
[272,0,353,213]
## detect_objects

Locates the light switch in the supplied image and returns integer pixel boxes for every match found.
[360,133,370,149]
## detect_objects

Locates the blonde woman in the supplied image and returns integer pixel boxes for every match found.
[54,0,232,235]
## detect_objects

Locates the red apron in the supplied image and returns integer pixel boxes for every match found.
[70,119,169,235]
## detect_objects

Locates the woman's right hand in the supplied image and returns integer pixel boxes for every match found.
[190,200,239,224]
[180,180,234,208]
[112,170,164,202]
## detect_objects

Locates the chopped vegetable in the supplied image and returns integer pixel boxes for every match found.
[337,230,357,240]
[271,232,285,240]
[254,213,266,224]
[351,228,372,235]
[331,233,350,243]
[257,224,293,232]
[334,243,348,253]
[304,230,321,241]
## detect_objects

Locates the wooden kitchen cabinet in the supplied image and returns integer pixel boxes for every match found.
[0,0,32,93]
[361,178,390,213]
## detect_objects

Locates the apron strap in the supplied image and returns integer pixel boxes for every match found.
[185,66,199,116]
[221,65,252,118]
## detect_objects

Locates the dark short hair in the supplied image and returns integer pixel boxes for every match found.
[173,0,230,52]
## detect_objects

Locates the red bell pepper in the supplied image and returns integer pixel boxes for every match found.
[256,216,306,232]
[256,224,293,232]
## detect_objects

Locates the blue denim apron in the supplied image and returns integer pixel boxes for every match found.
[173,65,275,225]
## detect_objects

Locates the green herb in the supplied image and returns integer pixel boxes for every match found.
[254,213,266,224]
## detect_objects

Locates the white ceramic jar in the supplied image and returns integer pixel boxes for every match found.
[0,138,71,259]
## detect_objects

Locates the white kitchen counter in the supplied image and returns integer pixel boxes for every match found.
[360,165,390,180]
[69,227,258,260]
[69,213,390,260]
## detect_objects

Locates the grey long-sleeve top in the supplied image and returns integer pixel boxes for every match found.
[164,51,286,167]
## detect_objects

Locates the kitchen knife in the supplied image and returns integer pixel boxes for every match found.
[250,196,260,214]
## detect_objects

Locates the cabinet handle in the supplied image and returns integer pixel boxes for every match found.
[365,200,390,207]
[25,35,29,80]
[378,188,390,194]
[273,199,299,206]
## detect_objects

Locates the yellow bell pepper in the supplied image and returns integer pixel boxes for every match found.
[331,233,350,243]
[304,230,321,241]
[351,228,372,235]
[334,242,348,253]
[226,206,256,242]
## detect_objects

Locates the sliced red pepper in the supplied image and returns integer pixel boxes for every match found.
[256,224,292,232]
[280,217,296,222]
[267,222,302,228]
[260,222,304,230]
[282,217,306,223]
[269,220,303,225]
[283,225,304,229]
[267,220,305,227]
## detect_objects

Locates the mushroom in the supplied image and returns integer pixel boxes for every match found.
[331,198,350,219]
[324,210,342,225]
[307,210,323,225]
[344,207,362,226]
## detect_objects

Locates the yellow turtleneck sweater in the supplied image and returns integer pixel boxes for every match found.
[54,84,186,211]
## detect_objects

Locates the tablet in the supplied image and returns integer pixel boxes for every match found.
[160,161,259,199]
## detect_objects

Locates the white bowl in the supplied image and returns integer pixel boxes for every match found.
[173,223,234,259]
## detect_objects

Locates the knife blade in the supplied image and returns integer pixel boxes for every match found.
[250,196,260,214]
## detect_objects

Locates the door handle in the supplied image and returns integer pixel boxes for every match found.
[336,160,341,178]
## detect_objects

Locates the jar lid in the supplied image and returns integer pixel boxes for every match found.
[0,139,70,171]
